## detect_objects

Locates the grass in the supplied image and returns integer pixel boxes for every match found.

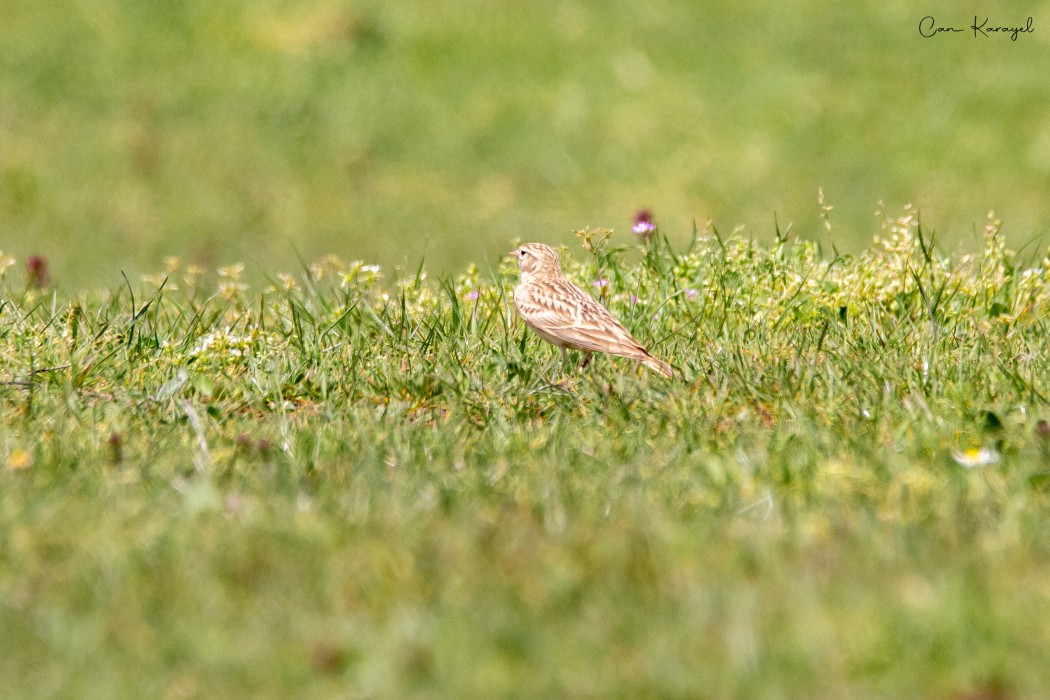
[3,2,1050,694]
[3,209,1050,697]
[3,0,1050,286]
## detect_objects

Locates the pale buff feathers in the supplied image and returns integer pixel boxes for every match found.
[509,243,675,378]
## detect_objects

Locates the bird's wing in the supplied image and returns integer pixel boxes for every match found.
[516,279,648,355]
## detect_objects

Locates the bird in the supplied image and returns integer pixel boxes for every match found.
[509,242,675,378]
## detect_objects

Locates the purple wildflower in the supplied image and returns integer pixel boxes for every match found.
[593,279,609,288]
[465,290,480,301]
[632,209,657,239]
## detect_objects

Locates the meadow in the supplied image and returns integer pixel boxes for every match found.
[3,211,1050,697]
[4,1,1050,697]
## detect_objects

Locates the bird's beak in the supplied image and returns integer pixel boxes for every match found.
[507,248,520,258]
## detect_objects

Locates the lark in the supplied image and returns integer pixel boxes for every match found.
[509,243,675,378]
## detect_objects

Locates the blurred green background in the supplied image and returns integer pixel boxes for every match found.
[2,0,1049,287]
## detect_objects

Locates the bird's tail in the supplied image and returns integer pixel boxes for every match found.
[641,354,676,379]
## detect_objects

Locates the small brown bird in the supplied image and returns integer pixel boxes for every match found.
[509,243,674,378]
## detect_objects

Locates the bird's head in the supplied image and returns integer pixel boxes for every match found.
[508,243,563,282]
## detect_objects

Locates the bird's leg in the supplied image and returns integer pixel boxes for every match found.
[580,351,593,370]
[553,347,577,388]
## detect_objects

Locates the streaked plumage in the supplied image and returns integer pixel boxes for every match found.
[509,243,674,378]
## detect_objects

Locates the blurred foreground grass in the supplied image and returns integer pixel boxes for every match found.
[2,213,1050,696]
[2,0,1050,287]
